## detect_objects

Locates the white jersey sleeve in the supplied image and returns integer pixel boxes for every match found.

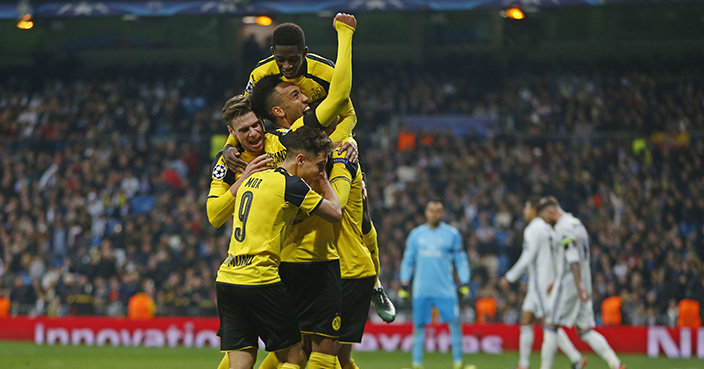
[505,219,541,283]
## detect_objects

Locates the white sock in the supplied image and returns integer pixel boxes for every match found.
[557,327,582,364]
[580,329,621,369]
[540,326,557,369]
[518,324,534,368]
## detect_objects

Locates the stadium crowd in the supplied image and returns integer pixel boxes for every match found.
[0,58,702,325]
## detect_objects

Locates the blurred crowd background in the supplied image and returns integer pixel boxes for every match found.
[1,52,702,326]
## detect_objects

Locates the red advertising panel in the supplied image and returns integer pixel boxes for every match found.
[1,317,702,358]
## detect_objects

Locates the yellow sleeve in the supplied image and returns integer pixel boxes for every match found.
[284,175,324,215]
[328,99,356,142]
[329,145,354,208]
[206,181,236,228]
[364,222,381,281]
[225,134,239,149]
[206,156,238,228]
[312,22,354,127]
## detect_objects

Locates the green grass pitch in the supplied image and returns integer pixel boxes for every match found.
[0,342,701,369]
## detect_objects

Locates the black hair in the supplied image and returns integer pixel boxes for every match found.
[272,23,305,50]
[527,195,543,209]
[250,75,284,122]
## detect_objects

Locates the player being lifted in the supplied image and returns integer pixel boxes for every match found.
[214,125,341,369]
[537,197,625,369]
[223,20,357,171]
[500,197,585,369]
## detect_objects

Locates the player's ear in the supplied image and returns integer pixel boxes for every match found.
[272,106,285,119]
[226,125,235,137]
[296,153,306,167]
[301,46,308,57]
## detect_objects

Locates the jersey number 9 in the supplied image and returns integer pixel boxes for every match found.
[234,191,254,242]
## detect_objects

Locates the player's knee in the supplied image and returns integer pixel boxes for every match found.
[311,335,339,355]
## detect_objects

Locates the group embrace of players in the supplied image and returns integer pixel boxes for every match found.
[501,197,626,369]
[206,13,394,369]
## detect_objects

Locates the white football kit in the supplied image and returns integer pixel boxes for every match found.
[505,217,556,318]
[546,213,596,329]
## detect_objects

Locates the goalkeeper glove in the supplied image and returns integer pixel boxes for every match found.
[398,283,410,300]
[458,284,471,303]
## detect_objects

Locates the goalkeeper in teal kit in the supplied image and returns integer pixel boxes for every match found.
[400,200,473,369]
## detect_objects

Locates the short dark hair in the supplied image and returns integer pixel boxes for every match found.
[537,196,560,213]
[222,94,252,128]
[272,23,305,50]
[284,126,334,159]
[250,75,284,122]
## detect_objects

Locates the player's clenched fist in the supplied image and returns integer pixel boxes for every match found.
[333,12,356,30]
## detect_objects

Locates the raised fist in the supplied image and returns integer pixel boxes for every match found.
[333,13,356,30]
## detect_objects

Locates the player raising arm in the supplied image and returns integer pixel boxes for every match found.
[224,20,357,171]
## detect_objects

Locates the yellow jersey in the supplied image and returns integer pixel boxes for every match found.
[216,167,324,286]
[330,138,375,279]
[208,120,316,228]
[245,53,336,104]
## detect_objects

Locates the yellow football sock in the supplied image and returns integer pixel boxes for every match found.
[334,358,342,369]
[280,364,300,369]
[257,352,279,369]
[308,352,337,369]
[342,359,359,369]
[217,353,229,369]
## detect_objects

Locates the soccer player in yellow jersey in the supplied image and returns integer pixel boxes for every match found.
[215,126,341,369]
[327,135,375,369]
[207,95,272,228]
[246,13,356,369]
[214,13,356,369]
[223,21,357,170]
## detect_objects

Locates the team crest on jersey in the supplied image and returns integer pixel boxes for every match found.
[245,81,254,95]
[212,164,227,180]
[332,315,341,331]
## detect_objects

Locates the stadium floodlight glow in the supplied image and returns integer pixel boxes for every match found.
[17,13,33,30]
[256,16,272,26]
[17,0,33,30]
[242,15,273,26]
[501,7,525,20]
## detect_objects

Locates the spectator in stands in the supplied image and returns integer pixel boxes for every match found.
[128,279,157,320]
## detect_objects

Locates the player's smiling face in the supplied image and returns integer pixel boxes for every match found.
[228,111,265,154]
[274,82,310,122]
[271,45,307,79]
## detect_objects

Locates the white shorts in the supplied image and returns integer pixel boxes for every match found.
[521,289,548,319]
[545,284,596,329]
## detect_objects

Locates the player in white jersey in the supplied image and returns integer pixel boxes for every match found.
[537,196,625,369]
[500,197,585,369]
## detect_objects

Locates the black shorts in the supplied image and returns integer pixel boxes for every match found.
[216,282,301,352]
[279,260,342,338]
[339,276,375,344]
